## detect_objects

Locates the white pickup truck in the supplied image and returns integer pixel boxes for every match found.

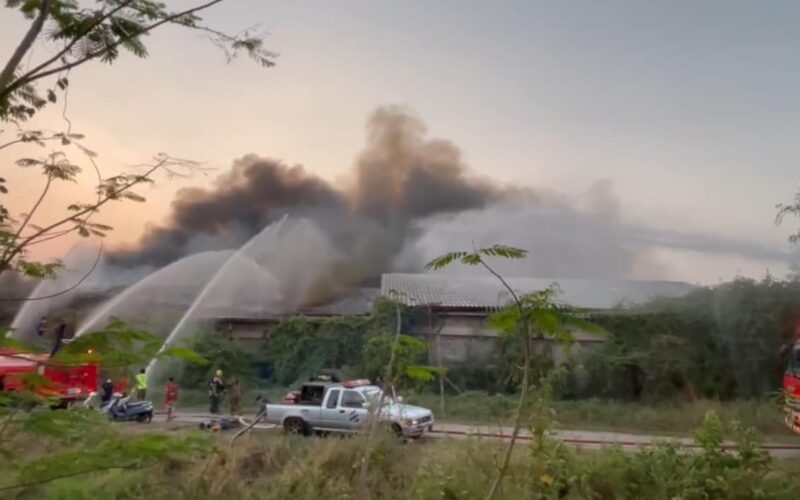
[264,380,434,438]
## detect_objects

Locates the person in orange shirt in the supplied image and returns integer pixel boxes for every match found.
[164,377,179,422]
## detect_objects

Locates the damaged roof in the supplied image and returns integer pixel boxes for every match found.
[299,288,380,316]
[381,273,695,310]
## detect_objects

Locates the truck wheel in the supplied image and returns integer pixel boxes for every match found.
[284,417,307,436]
[391,423,404,438]
[50,400,69,411]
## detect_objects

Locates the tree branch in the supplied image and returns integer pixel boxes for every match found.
[0,135,59,152]
[0,0,52,95]
[16,137,108,249]
[0,241,102,302]
[0,157,171,275]
[15,0,138,87]
[6,176,52,252]
[1,0,225,101]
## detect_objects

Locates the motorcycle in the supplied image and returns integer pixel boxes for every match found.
[100,393,154,423]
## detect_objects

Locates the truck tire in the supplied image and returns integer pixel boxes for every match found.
[390,423,403,438]
[50,399,69,411]
[283,417,307,436]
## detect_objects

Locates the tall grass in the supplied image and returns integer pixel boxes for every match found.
[405,392,794,437]
[35,418,800,500]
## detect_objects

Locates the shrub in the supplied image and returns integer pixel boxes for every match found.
[181,329,259,388]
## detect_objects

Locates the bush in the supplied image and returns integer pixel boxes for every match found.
[263,315,372,385]
[445,364,515,395]
[261,299,433,386]
[181,330,259,388]
[586,277,800,402]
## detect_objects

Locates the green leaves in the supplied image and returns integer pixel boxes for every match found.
[54,319,202,370]
[16,259,62,279]
[365,334,431,388]
[8,434,212,492]
[404,364,446,383]
[19,408,108,442]
[159,346,207,365]
[560,315,607,337]
[16,152,81,181]
[0,322,208,490]
[15,157,42,168]
[425,244,528,271]
[2,0,275,123]
[182,328,259,387]
[487,285,604,350]
[0,331,28,351]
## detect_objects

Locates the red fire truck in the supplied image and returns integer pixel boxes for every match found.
[784,324,800,435]
[0,348,99,407]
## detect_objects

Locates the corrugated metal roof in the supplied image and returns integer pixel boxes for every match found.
[381,273,694,310]
[300,288,380,316]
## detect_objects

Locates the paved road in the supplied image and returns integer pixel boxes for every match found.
[163,412,800,459]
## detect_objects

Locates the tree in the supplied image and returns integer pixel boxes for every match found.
[426,244,602,500]
[0,0,275,294]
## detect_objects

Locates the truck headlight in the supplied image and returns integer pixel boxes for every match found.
[402,418,417,427]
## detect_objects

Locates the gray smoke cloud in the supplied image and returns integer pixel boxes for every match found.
[103,106,790,305]
[107,107,557,302]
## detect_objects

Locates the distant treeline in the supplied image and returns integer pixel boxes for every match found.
[185,276,800,402]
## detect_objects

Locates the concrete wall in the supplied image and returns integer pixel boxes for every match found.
[217,311,606,363]
[216,320,275,354]
[411,315,499,365]
[411,313,605,366]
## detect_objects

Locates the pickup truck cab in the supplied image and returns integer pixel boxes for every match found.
[265,380,434,438]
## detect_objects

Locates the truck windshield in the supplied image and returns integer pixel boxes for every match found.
[362,387,394,405]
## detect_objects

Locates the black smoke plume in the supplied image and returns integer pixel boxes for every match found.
[103,104,796,307]
[108,107,545,300]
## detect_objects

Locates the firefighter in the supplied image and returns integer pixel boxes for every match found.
[100,378,114,404]
[36,316,47,337]
[134,368,148,401]
[49,320,67,357]
[228,375,242,415]
[209,369,225,414]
